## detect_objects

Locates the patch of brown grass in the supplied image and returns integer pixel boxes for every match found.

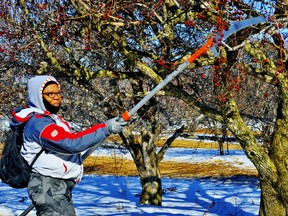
[84,156,258,178]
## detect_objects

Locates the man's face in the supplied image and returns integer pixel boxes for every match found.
[42,83,62,107]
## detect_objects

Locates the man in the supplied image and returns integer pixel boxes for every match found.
[11,75,126,215]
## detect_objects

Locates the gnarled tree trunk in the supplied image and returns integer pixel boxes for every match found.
[224,95,288,215]
[121,127,163,205]
[259,117,288,215]
[121,124,185,205]
[138,133,162,205]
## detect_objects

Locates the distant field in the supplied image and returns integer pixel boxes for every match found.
[155,138,243,150]
[107,131,244,150]
[84,135,258,178]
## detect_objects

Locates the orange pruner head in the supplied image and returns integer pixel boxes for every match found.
[122,110,131,121]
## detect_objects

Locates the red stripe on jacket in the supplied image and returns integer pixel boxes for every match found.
[41,123,107,141]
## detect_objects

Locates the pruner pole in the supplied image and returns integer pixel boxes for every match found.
[121,37,214,122]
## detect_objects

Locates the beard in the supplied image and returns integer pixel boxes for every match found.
[43,98,61,114]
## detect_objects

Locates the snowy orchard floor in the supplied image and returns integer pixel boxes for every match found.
[0,146,260,216]
[0,175,260,216]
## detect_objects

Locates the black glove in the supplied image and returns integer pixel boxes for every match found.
[105,117,127,134]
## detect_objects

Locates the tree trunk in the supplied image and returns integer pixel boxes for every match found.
[122,127,163,205]
[139,174,162,205]
[219,140,224,155]
[259,178,286,216]
[219,126,227,155]
[224,98,288,215]
[259,118,288,215]
[126,145,163,205]
[138,137,162,205]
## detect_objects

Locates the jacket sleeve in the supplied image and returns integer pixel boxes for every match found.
[25,115,110,154]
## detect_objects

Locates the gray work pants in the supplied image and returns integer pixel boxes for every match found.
[27,172,76,216]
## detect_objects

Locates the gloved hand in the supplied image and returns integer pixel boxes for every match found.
[105,117,127,134]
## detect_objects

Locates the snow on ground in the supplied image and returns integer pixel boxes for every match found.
[0,141,260,216]
[0,175,260,216]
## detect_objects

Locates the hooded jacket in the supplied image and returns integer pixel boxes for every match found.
[11,75,110,182]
